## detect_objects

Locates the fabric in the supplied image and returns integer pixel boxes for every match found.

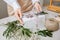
[4,0,39,11]
[4,0,20,11]
[17,0,33,13]
[32,0,39,4]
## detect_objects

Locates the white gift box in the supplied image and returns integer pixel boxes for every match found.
[23,15,46,31]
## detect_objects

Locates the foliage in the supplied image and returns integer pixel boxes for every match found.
[3,20,53,39]
[3,20,32,38]
[35,11,48,15]
[35,30,53,37]
[40,11,48,15]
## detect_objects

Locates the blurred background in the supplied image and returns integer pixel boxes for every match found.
[0,0,50,19]
[0,0,8,19]
[1,0,60,19]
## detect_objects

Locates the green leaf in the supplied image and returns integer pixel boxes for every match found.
[36,30,53,37]
[25,31,31,37]
[40,11,48,15]
[3,20,53,39]
[22,30,24,35]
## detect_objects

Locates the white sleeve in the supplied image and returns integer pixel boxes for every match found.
[3,0,21,11]
[32,0,39,4]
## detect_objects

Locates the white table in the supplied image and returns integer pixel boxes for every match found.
[0,15,60,40]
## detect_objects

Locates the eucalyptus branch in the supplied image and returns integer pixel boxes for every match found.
[3,20,53,40]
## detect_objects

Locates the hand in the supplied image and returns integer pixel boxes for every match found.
[34,3,42,13]
[14,8,24,25]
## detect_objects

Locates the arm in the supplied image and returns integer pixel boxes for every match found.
[4,0,24,25]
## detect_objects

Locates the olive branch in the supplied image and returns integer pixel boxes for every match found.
[3,20,53,39]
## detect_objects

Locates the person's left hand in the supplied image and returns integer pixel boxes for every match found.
[34,2,42,13]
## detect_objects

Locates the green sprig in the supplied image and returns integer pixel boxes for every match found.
[35,30,53,37]
[3,20,32,39]
[3,20,53,39]
[40,11,48,15]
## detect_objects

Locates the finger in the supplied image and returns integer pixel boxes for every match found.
[18,9,22,18]
[15,12,23,24]
[38,4,42,12]
[34,4,39,12]
[18,9,24,24]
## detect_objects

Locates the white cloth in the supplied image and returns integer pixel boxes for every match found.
[32,0,39,4]
[3,0,39,11]
[3,0,20,11]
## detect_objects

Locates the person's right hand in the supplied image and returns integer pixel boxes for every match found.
[14,8,24,26]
